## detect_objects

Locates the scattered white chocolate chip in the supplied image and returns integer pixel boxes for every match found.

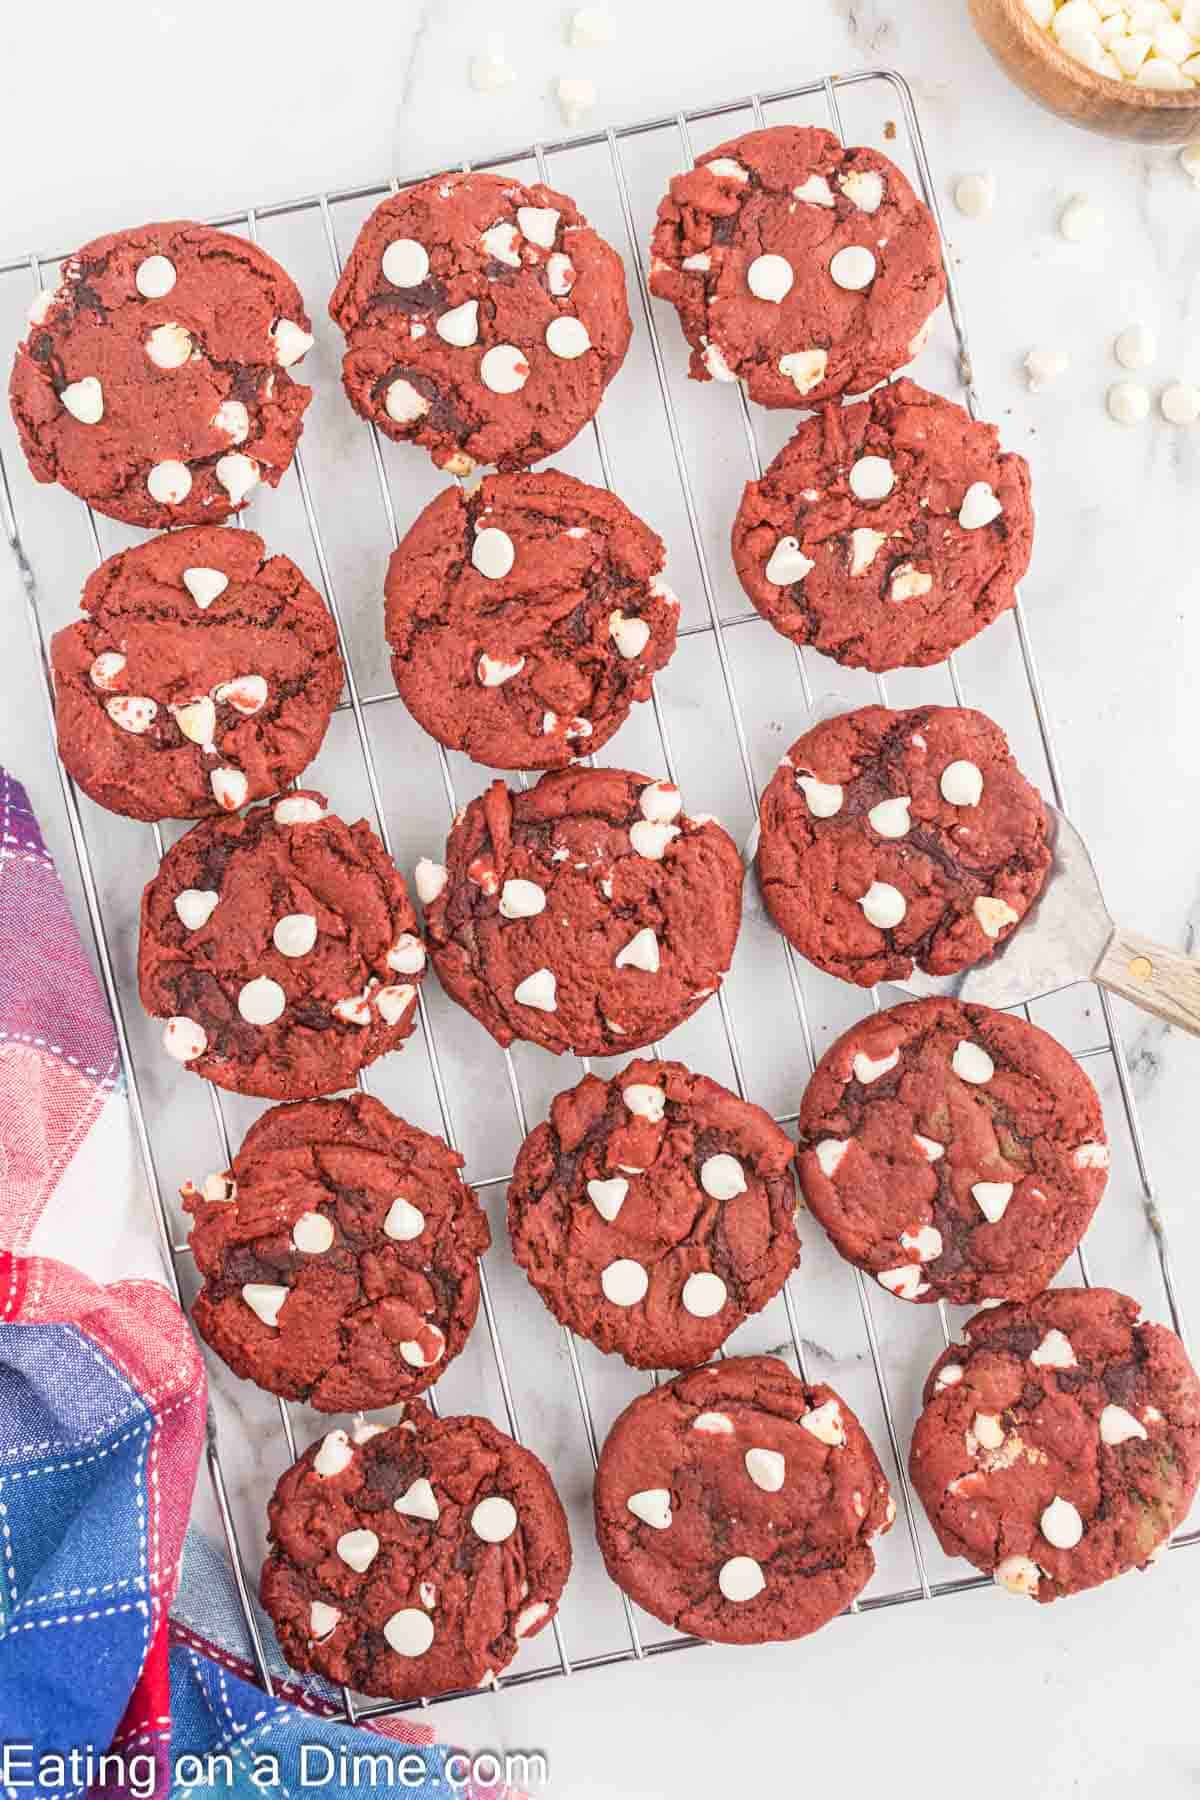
[747,253,794,303]
[970,1412,1004,1452]
[212,399,250,443]
[385,378,430,425]
[868,795,911,839]
[214,675,268,716]
[840,168,885,212]
[478,652,525,687]
[955,172,995,218]
[238,976,285,1026]
[700,1153,747,1201]
[1040,1494,1084,1549]
[745,1448,786,1492]
[293,1212,334,1255]
[333,989,372,1026]
[500,878,546,919]
[436,299,480,347]
[273,913,317,959]
[941,760,983,806]
[399,1326,445,1369]
[878,1264,929,1300]
[89,652,126,691]
[601,1258,649,1306]
[959,482,1003,530]
[555,75,596,127]
[1059,195,1104,242]
[147,460,192,506]
[630,819,680,860]
[60,376,104,424]
[383,1610,434,1658]
[640,780,682,823]
[702,340,738,382]
[682,1271,727,1317]
[627,1489,673,1529]
[395,1478,439,1520]
[273,795,324,826]
[705,158,749,182]
[242,1282,289,1329]
[215,453,259,505]
[901,1224,943,1262]
[518,206,560,249]
[765,535,815,586]
[1115,322,1157,370]
[309,1601,341,1640]
[163,1015,207,1063]
[1031,1329,1077,1368]
[387,934,426,975]
[609,612,651,658]
[472,526,516,581]
[994,1554,1040,1597]
[794,174,835,207]
[175,889,219,931]
[801,1399,846,1447]
[587,1176,628,1222]
[850,528,887,575]
[935,1362,964,1392]
[272,320,313,367]
[514,968,557,1011]
[849,455,895,501]
[829,246,877,291]
[171,696,216,748]
[336,1528,379,1573]
[859,881,906,930]
[778,349,828,394]
[1162,381,1200,425]
[414,858,448,904]
[913,1133,945,1162]
[974,896,1020,939]
[481,220,522,268]
[693,1412,735,1434]
[972,1180,1014,1223]
[480,344,530,394]
[314,1429,354,1476]
[718,1556,765,1603]
[376,984,415,1025]
[145,323,192,369]
[853,1047,900,1084]
[183,567,228,609]
[623,1082,665,1122]
[382,239,430,288]
[615,927,660,974]
[890,564,933,602]
[106,695,157,734]
[135,254,176,298]
[547,252,575,296]
[546,315,591,359]
[472,1496,517,1543]
[796,774,843,818]
[952,1040,994,1084]
[470,30,516,91]
[210,767,248,812]
[1100,1404,1148,1445]
[815,1138,851,1177]
[1024,348,1070,392]
[383,1196,425,1241]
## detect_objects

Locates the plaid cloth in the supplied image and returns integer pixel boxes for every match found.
[0,769,513,1800]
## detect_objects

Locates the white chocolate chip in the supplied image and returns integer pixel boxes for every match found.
[1115,322,1157,370]
[212,399,250,443]
[850,528,887,575]
[183,567,228,609]
[901,1224,943,1262]
[601,1258,649,1306]
[954,172,995,218]
[333,990,372,1026]
[175,889,219,931]
[1073,1141,1110,1169]
[518,206,560,250]
[272,319,313,367]
[935,1363,964,1392]
[383,1196,425,1241]
[500,879,546,918]
[815,1138,851,1176]
[958,482,1003,530]
[386,934,425,976]
[1059,195,1104,241]
[336,1528,379,1573]
[472,1496,518,1542]
[859,881,906,930]
[765,535,815,586]
[995,1554,1041,1597]
[135,254,176,298]
[627,1489,672,1529]
[840,168,885,212]
[481,343,530,393]
[914,1133,945,1162]
[395,1478,439,1520]
[1032,1329,1077,1368]
[1040,1495,1084,1549]
[314,1430,355,1478]
[796,774,844,818]
[609,612,651,658]
[472,526,516,580]
[639,780,682,823]
[778,349,828,394]
[352,1420,387,1444]
[830,246,877,291]
[615,927,660,974]
[242,1282,289,1329]
[569,4,615,45]
[171,696,216,748]
[801,1399,846,1447]
[718,1556,765,1603]
[106,695,157,734]
[868,795,911,839]
[972,1411,1005,1451]
[200,1172,235,1202]
[702,340,738,382]
[547,252,576,296]
[382,239,430,288]
[555,74,596,127]
[274,794,326,824]
[309,1601,341,1640]
[385,378,430,425]
[145,323,192,369]
[376,984,415,1025]
[1100,1403,1148,1445]
[794,174,835,207]
[878,1265,929,1299]
[853,1047,900,1084]
[516,1600,549,1636]
[682,1271,727,1317]
[972,1180,1014,1223]
[147,460,192,506]
[90,652,126,690]
[700,1153,747,1201]
[587,1177,628,1222]
[692,1412,735,1434]
[214,675,268,716]
[630,819,680,860]
[215,453,259,504]
[399,1326,445,1369]
[60,376,104,424]
[705,158,749,182]
[546,316,591,359]
[623,1082,665,1122]
[238,976,285,1026]
[293,1212,334,1254]
[414,858,448,904]
[481,221,522,268]
[890,564,933,602]
[514,968,557,1011]
[163,1015,207,1062]
[1162,381,1200,425]
[849,455,895,501]
[747,253,794,302]
[745,1448,786,1492]
[383,1609,434,1658]
[273,913,317,958]
[211,767,248,812]
[952,1040,994,1084]
[478,652,525,687]
[1024,348,1070,392]
[974,895,1020,939]
[941,760,984,806]
[436,300,480,347]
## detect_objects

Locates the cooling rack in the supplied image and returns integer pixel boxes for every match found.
[1,66,1193,1726]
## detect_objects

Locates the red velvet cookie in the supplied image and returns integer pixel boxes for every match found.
[329,172,631,476]
[138,791,423,1099]
[51,526,342,822]
[731,380,1034,671]
[421,768,743,1056]
[384,469,679,770]
[261,1405,571,1700]
[757,705,1051,987]
[594,1357,893,1644]
[910,1288,1200,1603]
[797,1000,1109,1307]
[649,126,945,409]
[184,1095,488,1411]
[10,221,312,527]
[508,1059,799,1369]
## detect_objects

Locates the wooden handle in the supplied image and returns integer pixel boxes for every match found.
[1095,926,1200,1036]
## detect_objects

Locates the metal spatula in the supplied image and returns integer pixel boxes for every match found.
[893,804,1200,1036]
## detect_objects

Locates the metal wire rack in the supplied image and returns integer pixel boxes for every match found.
[1,66,1194,1725]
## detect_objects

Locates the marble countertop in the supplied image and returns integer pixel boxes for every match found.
[4,3,1200,1796]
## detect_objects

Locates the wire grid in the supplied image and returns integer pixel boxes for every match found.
[1,66,1195,1724]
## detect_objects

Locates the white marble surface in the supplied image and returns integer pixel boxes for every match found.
[4,3,1200,1796]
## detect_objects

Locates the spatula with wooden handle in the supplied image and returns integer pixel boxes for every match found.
[893,804,1200,1035]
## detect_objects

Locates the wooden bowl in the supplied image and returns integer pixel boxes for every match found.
[970,0,1200,142]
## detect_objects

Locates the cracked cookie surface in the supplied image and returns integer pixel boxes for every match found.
[910,1288,1200,1602]
[508,1058,799,1369]
[186,1094,488,1410]
[261,1403,570,1700]
[138,790,423,1098]
[649,126,945,408]
[797,999,1109,1306]
[594,1356,892,1644]
[51,526,342,822]
[10,220,312,527]
[329,171,631,474]
[384,469,679,769]
[421,767,743,1056]
[756,704,1050,986]
[731,380,1034,671]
